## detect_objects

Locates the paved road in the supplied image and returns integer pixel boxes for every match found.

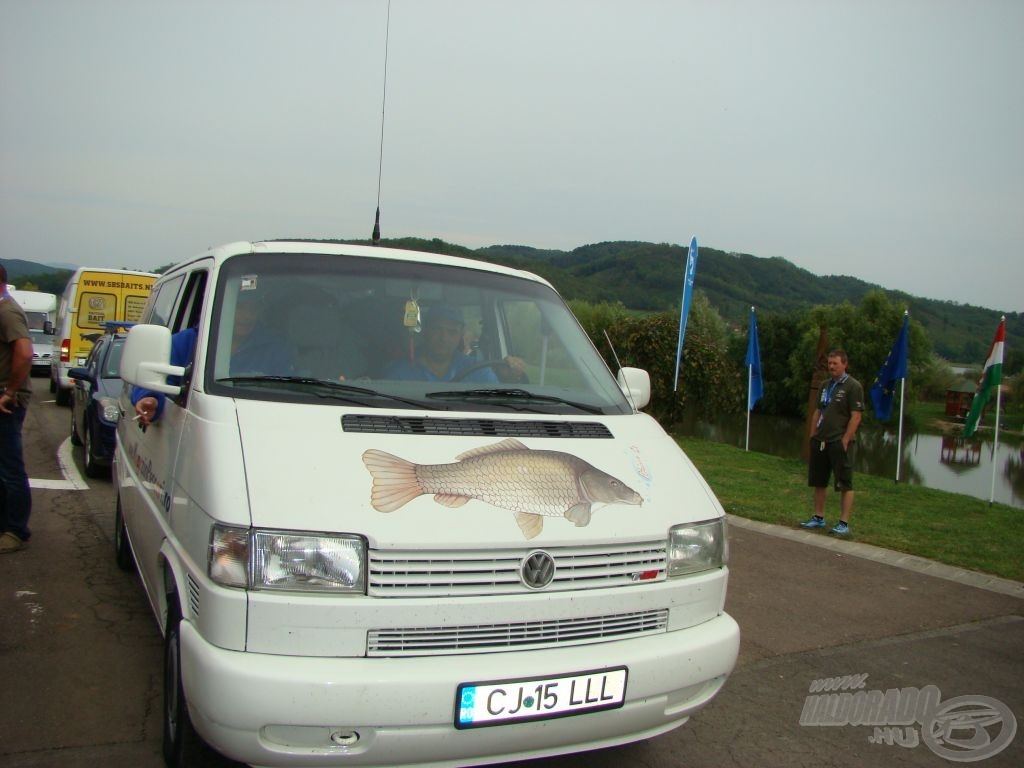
[2,394,1022,767]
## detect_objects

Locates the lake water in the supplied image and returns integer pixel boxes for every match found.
[675,412,1024,509]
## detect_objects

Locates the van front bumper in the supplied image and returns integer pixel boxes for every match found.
[180,612,739,768]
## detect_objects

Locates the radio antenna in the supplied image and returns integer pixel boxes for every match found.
[603,329,637,411]
[372,0,392,246]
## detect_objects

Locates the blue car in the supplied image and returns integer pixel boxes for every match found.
[69,326,129,478]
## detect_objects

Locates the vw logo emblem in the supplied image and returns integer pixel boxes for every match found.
[520,550,556,590]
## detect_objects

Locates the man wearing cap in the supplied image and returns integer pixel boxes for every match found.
[384,304,499,383]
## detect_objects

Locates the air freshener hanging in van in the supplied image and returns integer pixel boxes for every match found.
[403,298,421,332]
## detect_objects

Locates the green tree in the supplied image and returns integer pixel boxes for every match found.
[786,291,932,425]
[598,292,742,426]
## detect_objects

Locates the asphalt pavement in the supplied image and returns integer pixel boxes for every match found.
[1,396,1021,768]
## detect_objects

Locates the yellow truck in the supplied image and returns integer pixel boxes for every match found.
[51,267,157,405]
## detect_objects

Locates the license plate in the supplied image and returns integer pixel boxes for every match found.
[455,667,627,729]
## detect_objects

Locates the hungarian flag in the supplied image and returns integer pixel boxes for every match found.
[963,318,1006,438]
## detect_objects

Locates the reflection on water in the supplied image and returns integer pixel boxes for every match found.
[940,435,981,467]
[675,412,1024,509]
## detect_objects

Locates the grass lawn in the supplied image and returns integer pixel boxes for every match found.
[675,435,1024,583]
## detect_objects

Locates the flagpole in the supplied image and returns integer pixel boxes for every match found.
[895,378,905,483]
[745,364,752,452]
[989,369,1002,505]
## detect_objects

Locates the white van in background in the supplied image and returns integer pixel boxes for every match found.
[52,267,157,404]
[9,288,57,331]
[9,288,57,375]
[115,240,739,768]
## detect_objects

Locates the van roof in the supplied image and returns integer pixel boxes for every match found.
[160,240,553,289]
[68,267,159,278]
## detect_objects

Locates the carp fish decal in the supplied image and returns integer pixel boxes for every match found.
[361,438,643,539]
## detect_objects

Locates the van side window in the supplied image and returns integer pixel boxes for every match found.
[172,271,208,333]
[146,275,185,327]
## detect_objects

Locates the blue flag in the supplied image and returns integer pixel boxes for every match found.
[745,307,763,410]
[672,237,698,391]
[870,312,910,421]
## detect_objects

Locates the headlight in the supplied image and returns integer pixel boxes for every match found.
[98,396,121,423]
[667,518,727,577]
[209,525,366,593]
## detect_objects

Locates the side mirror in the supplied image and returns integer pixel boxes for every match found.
[617,367,651,410]
[120,324,184,396]
[68,367,92,383]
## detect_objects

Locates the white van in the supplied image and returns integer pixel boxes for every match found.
[9,289,58,375]
[115,240,739,768]
[9,288,57,331]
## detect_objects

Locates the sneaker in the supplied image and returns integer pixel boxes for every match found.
[0,531,27,554]
[800,516,827,529]
[830,521,850,536]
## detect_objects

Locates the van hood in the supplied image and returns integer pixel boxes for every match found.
[235,401,723,549]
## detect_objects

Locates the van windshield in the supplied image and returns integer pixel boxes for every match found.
[205,251,632,415]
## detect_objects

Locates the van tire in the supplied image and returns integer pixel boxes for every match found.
[114,497,134,572]
[55,386,70,406]
[49,377,56,393]
[163,600,224,768]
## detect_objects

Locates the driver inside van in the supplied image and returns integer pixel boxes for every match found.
[383,304,500,383]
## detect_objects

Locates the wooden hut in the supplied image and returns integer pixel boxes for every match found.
[945,381,976,420]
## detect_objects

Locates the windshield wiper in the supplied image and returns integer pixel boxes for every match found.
[215,376,443,410]
[425,388,604,415]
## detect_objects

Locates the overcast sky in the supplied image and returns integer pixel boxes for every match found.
[2,0,1022,313]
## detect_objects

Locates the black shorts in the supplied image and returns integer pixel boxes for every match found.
[807,438,855,491]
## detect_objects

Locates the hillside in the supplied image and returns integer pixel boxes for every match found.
[5,242,1020,369]
[473,241,1021,367]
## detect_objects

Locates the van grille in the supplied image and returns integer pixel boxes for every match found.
[342,414,613,439]
[368,541,666,597]
[367,609,669,657]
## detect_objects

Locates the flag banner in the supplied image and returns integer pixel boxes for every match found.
[673,236,699,391]
[869,312,910,421]
[963,319,1006,438]
[745,307,763,410]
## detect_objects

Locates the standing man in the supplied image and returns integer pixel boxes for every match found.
[800,348,864,536]
[0,263,33,553]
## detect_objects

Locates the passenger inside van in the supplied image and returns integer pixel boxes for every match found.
[132,289,293,425]
[228,289,292,377]
[286,296,368,382]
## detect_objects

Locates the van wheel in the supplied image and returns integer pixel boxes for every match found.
[83,424,106,479]
[70,404,83,446]
[114,497,134,572]
[56,387,70,407]
[163,601,225,768]
[49,377,56,393]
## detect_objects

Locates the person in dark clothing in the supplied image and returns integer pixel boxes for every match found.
[0,263,33,553]
[800,348,864,536]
